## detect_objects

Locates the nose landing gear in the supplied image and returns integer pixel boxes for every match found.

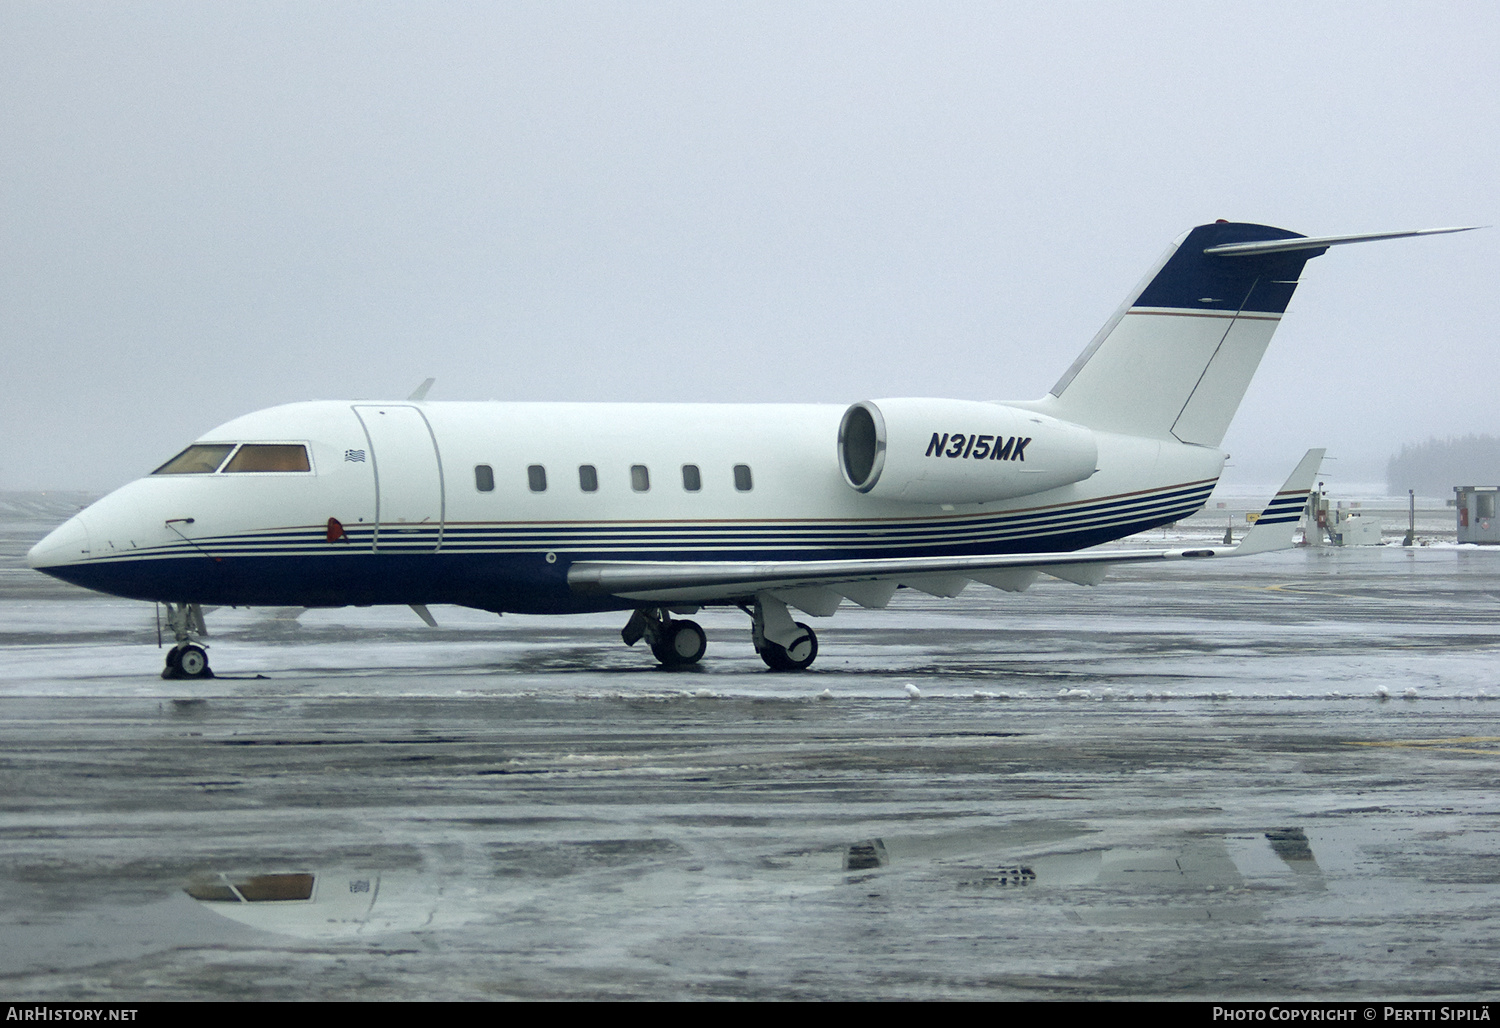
[161,602,214,679]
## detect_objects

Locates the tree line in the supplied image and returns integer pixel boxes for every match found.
[1387,435,1500,496]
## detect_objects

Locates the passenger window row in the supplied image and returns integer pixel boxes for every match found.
[473,463,752,494]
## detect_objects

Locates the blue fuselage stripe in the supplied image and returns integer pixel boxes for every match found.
[47,481,1217,612]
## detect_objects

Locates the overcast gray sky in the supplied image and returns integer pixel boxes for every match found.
[3,1,1495,492]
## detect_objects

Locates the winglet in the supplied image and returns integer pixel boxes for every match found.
[408,378,436,401]
[1234,449,1325,555]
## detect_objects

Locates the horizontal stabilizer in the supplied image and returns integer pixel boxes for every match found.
[1203,226,1480,257]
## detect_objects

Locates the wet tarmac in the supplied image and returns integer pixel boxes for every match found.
[4,493,1500,1000]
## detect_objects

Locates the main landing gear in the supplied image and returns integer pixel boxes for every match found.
[748,595,818,672]
[161,602,213,679]
[620,594,820,672]
[622,608,708,668]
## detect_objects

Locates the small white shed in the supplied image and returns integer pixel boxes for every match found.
[1456,487,1500,544]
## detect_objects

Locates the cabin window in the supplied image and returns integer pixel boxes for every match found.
[475,465,494,492]
[682,464,701,491]
[223,444,311,473]
[631,465,650,492]
[153,444,236,475]
[528,465,547,492]
[1478,493,1496,519]
[734,464,753,491]
[579,465,598,492]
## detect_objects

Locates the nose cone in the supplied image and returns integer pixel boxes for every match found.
[27,513,92,571]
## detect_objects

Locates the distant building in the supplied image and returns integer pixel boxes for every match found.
[1455,487,1500,544]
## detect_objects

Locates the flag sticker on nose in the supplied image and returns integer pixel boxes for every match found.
[344,449,366,462]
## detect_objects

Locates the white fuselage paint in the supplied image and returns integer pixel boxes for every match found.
[27,399,1223,613]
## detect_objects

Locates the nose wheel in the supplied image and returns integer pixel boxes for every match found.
[164,643,213,679]
[160,602,214,679]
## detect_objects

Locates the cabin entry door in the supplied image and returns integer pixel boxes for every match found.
[352,405,445,551]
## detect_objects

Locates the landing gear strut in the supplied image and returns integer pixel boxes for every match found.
[622,608,707,668]
[161,602,213,679]
[749,595,818,672]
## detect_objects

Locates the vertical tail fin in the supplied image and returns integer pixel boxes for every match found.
[1044,222,1319,446]
[1042,223,1478,446]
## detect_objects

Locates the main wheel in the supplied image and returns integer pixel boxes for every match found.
[175,644,211,678]
[653,620,707,667]
[760,622,817,672]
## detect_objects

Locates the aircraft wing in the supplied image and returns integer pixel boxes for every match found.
[568,450,1324,610]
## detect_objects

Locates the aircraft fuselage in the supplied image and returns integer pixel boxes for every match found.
[30,399,1221,614]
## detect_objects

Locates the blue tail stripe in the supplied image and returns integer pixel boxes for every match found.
[1134,223,1322,314]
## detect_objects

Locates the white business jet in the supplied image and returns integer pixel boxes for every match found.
[27,221,1473,678]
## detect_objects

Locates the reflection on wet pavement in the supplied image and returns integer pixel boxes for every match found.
[5,688,1500,999]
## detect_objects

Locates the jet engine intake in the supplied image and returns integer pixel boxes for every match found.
[837,398,1098,504]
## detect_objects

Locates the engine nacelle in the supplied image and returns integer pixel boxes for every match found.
[837,398,1098,504]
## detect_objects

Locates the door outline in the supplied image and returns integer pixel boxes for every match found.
[352,404,446,551]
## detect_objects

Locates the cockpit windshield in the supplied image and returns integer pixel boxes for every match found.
[223,444,311,473]
[152,443,312,475]
[153,444,236,475]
